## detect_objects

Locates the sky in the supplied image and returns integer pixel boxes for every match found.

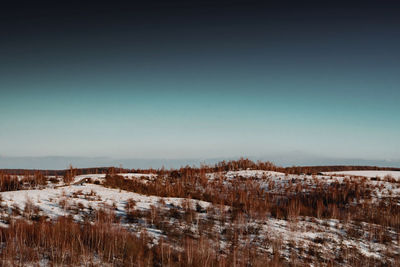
[1,1,400,168]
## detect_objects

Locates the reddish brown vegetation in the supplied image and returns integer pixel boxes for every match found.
[0,171,47,192]
[0,158,399,266]
[103,163,400,230]
[0,211,274,266]
[2,157,399,177]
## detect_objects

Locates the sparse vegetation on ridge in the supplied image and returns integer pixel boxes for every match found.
[0,158,399,266]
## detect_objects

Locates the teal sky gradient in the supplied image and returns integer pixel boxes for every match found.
[1,2,400,163]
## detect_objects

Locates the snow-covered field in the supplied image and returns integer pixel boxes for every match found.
[324,170,400,180]
[0,169,399,266]
[72,172,156,183]
[1,184,210,221]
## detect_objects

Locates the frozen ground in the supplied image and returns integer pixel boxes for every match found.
[0,169,399,266]
[72,173,156,183]
[324,170,400,180]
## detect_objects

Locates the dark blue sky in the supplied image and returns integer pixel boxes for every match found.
[1,1,399,166]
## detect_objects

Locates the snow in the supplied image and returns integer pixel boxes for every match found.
[207,170,286,180]
[324,171,400,181]
[0,183,210,220]
[225,170,285,179]
[0,169,399,265]
[73,173,156,183]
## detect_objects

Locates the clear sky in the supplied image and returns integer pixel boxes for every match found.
[1,1,399,166]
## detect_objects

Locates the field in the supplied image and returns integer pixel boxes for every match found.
[0,159,399,266]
